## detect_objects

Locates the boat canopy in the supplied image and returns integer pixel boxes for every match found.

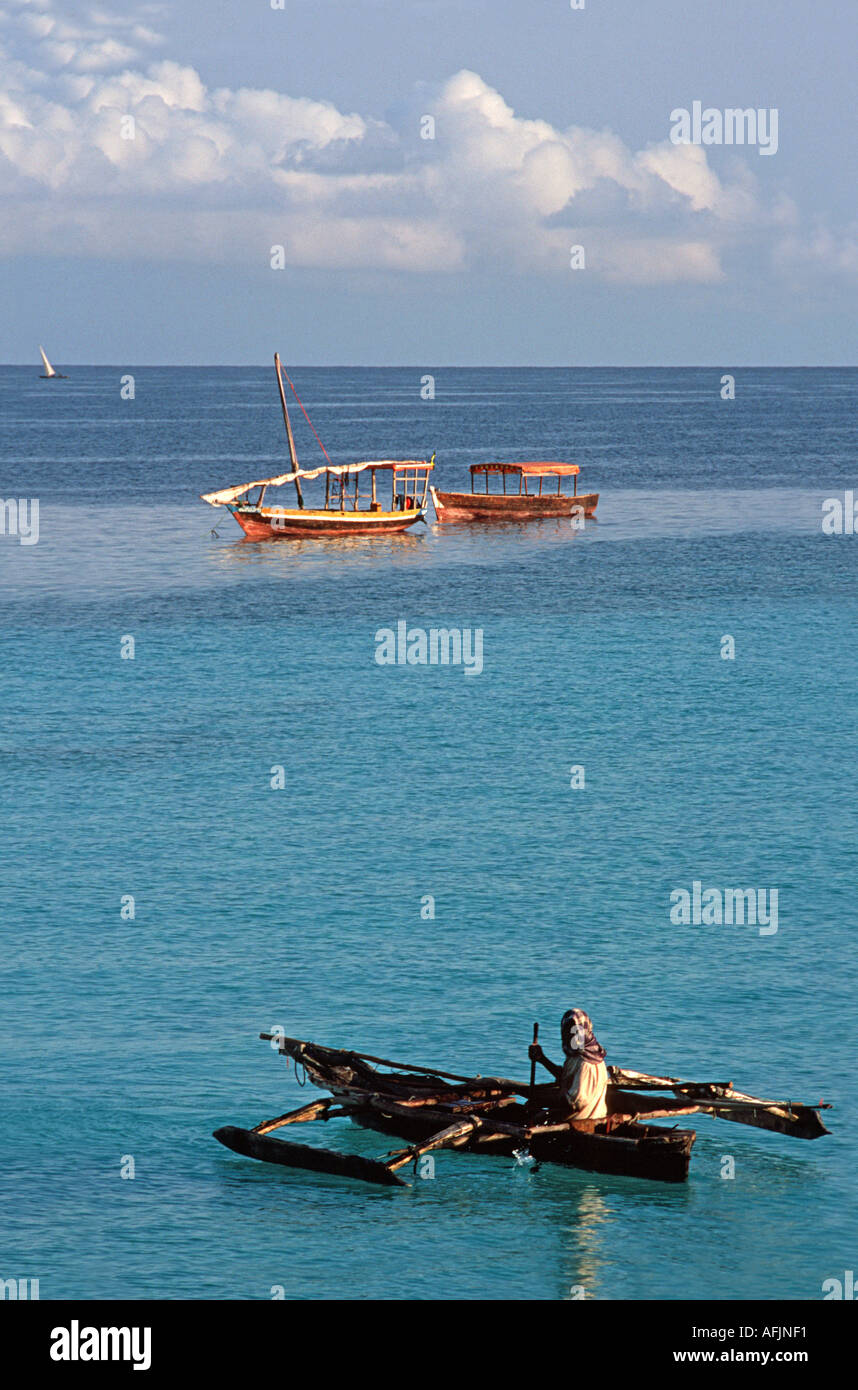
[471,461,580,477]
[202,458,433,507]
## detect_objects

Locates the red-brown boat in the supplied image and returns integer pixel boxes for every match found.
[431,462,598,524]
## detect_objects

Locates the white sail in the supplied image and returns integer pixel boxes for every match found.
[39,345,56,377]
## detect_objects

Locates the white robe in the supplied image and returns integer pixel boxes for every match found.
[561,1055,608,1119]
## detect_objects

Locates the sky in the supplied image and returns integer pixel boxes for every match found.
[1,0,857,364]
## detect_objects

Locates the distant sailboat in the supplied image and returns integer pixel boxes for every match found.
[39,346,68,379]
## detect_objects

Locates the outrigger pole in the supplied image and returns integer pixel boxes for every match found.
[274,353,304,509]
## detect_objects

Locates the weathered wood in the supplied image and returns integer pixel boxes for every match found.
[220,1035,831,1187]
[379,1092,516,1112]
[610,1069,831,1139]
[366,1093,571,1142]
[610,1067,732,1092]
[213,1126,408,1187]
[700,1099,830,1141]
[260,1033,531,1095]
[385,1118,479,1172]
[252,1098,333,1135]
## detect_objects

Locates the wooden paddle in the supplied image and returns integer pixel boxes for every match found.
[528,1021,540,1116]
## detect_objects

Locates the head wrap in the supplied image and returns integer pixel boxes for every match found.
[561,1008,606,1063]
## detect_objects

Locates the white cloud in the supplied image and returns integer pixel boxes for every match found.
[0,2,844,285]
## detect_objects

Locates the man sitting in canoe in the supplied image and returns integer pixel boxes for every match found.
[529,1008,609,1119]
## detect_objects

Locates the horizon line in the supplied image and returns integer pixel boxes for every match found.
[2,362,857,370]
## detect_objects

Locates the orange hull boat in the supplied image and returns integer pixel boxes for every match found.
[202,354,434,542]
[228,503,427,539]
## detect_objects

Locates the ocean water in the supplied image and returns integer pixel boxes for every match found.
[0,366,855,1301]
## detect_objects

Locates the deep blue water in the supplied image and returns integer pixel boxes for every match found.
[0,367,855,1300]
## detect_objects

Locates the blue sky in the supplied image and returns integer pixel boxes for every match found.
[1,0,856,363]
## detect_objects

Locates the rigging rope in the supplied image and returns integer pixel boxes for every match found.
[280,365,332,465]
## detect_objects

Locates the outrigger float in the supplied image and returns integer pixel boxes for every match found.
[202,355,434,539]
[431,462,598,524]
[213,1033,831,1187]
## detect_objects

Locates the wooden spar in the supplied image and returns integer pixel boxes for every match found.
[611,1066,832,1111]
[609,1069,831,1140]
[258,1036,831,1139]
[609,1067,731,1092]
[252,1098,333,1135]
[367,1093,588,1143]
[594,1105,703,1129]
[273,353,304,508]
[382,1109,582,1174]
[384,1118,479,1173]
[260,1033,531,1095]
[529,1022,539,1106]
[373,1093,518,1115]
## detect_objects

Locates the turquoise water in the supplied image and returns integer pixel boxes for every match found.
[0,367,855,1300]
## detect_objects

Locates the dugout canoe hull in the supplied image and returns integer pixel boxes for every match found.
[349,1104,695,1182]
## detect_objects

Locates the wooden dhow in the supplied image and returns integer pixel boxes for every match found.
[202,354,434,539]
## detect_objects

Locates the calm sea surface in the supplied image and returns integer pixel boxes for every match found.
[0,367,855,1300]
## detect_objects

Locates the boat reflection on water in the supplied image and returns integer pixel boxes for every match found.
[429,513,594,541]
[208,524,430,578]
[556,1177,694,1300]
[560,1185,612,1298]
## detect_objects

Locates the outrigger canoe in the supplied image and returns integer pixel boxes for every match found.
[213,1034,831,1187]
[431,463,598,524]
